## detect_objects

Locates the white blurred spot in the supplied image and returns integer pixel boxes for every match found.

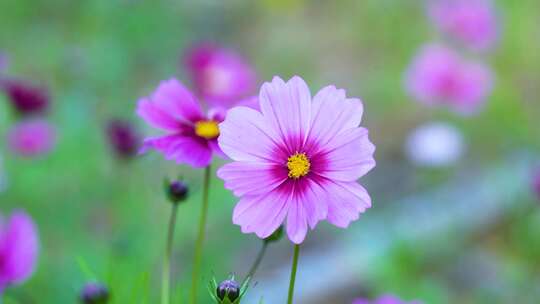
[405,122,465,167]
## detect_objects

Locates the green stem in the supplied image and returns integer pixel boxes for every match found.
[190,165,212,304]
[287,244,301,304]
[162,203,179,304]
[245,241,269,282]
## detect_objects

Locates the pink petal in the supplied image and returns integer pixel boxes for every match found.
[143,134,212,168]
[325,181,371,228]
[314,127,376,182]
[150,78,204,122]
[217,161,286,197]
[218,106,281,162]
[286,196,308,244]
[136,98,180,131]
[259,76,312,151]
[0,211,39,287]
[233,190,291,239]
[308,85,364,147]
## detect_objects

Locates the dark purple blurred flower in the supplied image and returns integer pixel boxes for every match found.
[533,169,540,200]
[405,44,493,115]
[353,295,422,304]
[1,79,50,116]
[0,210,39,294]
[428,0,499,51]
[184,43,257,108]
[8,119,56,157]
[106,119,140,159]
[80,282,110,304]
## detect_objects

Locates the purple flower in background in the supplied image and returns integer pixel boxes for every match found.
[1,79,50,116]
[0,211,39,294]
[136,78,226,168]
[184,43,257,108]
[106,119,140,160]
[218,76,376,244]
[428,0,499,51]
[80,282,110,304]
[405,44,493,114]
[8,119,56,157]
[353,295,422,304]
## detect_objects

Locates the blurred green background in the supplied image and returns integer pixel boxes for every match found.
[1,0,540,303]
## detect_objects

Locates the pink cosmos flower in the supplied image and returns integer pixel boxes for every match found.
[428,0,499,51]
[217,76,376,244]
[8,119,56,157]
[0,211,39,294]
[405,44,493,114]
[136,78,227,168]
[353,295,422,304]
[184,43,257,108]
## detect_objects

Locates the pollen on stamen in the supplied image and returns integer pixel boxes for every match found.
[287,152,311,179]
[195,120,220,139]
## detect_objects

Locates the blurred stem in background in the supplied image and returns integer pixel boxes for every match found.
[245,242,269,282]
[190,165,212,304]
[287,244,301,304]
[162,202,179,304]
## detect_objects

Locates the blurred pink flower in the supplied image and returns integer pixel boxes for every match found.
[184,43,257,108]
[136,78,226,168]
[8,119,56,157]
[354,295,422,304]
[218,76,375,244]
[0,211,39,294]
[405,44,493,114]
[1,79,50,116]
[428,0,499,51]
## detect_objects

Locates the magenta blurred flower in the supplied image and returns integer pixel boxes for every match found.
[136,78,226,168]
[218,76,376,244]
[354,295,422,304]
[1,79,50,116]
[405,44,493,114]
[106,119,140,160]
[8,119,56,157]
[428,0,499,51]
[184,43,257,108]
[0,211,39,293]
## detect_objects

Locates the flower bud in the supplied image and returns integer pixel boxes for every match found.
[216,279,240,302]
[164,179,189,204]
[264,225,283,243]
[106,119,140,159]
[79,282,110,304]
[2,79,49,116]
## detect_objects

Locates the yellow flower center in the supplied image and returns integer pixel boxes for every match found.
[195,120,220,139]
[287,152,311,179]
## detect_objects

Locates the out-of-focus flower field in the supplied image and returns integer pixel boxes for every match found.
[1,0,540,303]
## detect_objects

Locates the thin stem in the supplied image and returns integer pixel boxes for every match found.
[162,203,179,304]
[245,241,269,282]
[190,165,212,304]
[287,244,301,304]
